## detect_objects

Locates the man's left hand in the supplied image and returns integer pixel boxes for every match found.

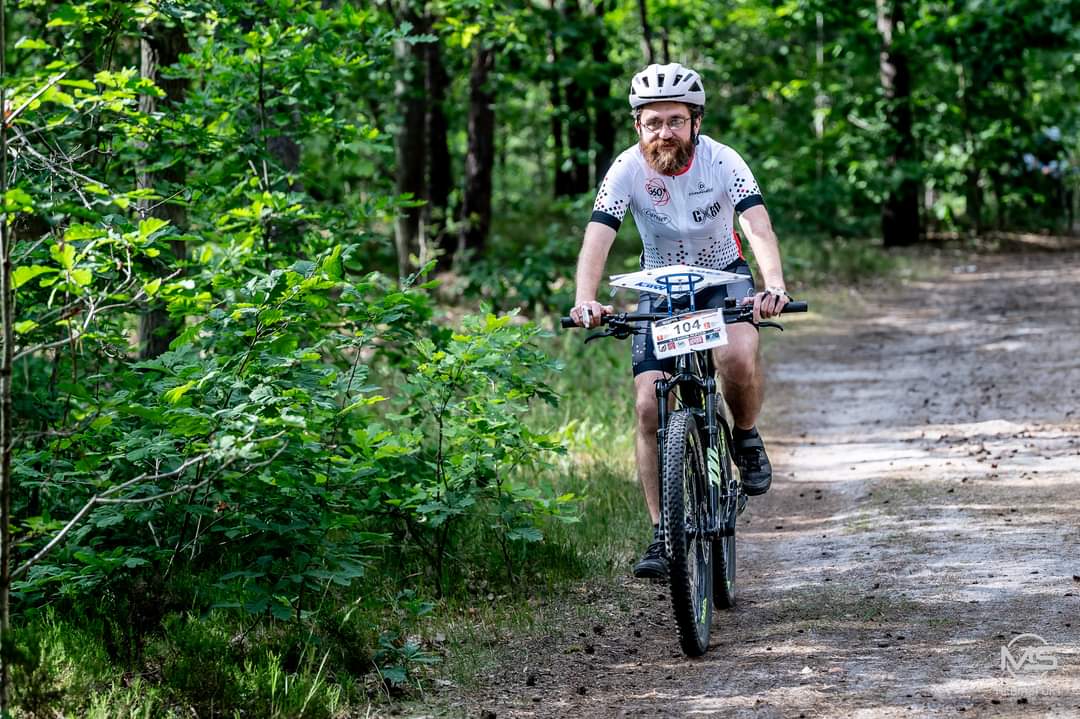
[750,286,788,323]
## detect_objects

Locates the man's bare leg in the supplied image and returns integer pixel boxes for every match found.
[713,324,762,430]
[633,370,667,525]
[712,324,773,494]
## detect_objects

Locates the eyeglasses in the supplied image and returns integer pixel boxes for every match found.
[640,116,691,133]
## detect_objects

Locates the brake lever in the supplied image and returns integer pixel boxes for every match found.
[584,324,644,343]
[755,321,784,331]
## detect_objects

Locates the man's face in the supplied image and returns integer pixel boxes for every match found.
[636,101,699,175]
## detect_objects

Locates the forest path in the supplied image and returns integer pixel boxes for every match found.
[462,248,1080,718]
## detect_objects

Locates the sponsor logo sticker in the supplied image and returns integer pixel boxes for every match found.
[645,177,670,206]
[642,208,673,225]
[689,180,714,197]
[692,201,723,223]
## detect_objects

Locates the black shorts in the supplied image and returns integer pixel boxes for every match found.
[631,260,756,377]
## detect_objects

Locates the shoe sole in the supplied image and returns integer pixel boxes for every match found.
[633,565,669,581]
[743,482,771,496]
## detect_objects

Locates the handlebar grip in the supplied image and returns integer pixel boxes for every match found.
[782,301,808,313]
[560,316,577,328]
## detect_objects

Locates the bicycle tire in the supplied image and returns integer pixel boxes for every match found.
[662,409,713,656]
[712,417,737,609]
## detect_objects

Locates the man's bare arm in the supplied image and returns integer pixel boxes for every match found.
[570,222,617,327]
[737,205,788,318]
[737,205,785,289]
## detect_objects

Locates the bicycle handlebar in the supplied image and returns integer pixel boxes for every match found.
[560,300,808,329]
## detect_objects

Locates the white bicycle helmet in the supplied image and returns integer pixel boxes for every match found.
[629,63,706,109]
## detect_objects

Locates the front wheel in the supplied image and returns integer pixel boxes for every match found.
[662,409,713,656]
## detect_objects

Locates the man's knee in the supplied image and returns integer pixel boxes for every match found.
[725,350,757,386]
[718,336,758,386]
[635,386,659,434]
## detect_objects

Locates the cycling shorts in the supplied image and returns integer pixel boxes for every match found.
[631,259,756,377]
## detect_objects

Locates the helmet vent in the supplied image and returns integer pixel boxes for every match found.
[674,74,683,84]
[641,76,650,87]
[656,73,665,86]
[690,81,701,92]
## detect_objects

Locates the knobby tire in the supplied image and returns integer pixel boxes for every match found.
[662,409,712,656]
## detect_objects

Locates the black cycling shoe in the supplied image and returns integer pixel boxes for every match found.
[633,535,668,580]
[734,427,773,496]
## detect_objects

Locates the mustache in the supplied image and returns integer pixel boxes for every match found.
[641,134,694,174]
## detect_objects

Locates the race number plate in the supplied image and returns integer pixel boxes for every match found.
[651,309,728,359]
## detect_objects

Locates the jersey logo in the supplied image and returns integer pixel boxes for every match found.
[645,177,670,206]
[642,208,673,225]
[692,201,723,223]
[688,181,714,197]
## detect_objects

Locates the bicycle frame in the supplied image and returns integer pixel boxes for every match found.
[654,336,737,547]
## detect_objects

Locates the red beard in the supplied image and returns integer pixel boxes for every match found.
[641,134,695,175]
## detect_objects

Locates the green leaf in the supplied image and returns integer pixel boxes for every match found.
[3,188,34,213]
[164,380,196,404]
[46,4,81,27]
[138,217,169,240]
[12,266,55,289]
[13,320,38,334]
[64,224,105,241]
[50,244,75,270]
[379,665,407,685]
[144,278,162,297]
[71,268,92,287]
[269,599,294,621]
[15,37,50,51]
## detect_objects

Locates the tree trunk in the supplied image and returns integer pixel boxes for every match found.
[459,46,496,258]
[137,21,190,359]
[426,28,453,270]
[392,5,429,278]
[559,0,591,195]
[591,0,615,181]
[637,0,654,65]
[877,0,921,247]
[954,57,984,235]
[549,1,571,196]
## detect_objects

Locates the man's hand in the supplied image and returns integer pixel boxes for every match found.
[744,286,788,323]
[569,301,614,328]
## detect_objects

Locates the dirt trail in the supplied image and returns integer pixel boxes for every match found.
[463,249,1080,718]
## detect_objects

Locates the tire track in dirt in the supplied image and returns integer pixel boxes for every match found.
[461,249,1080,719]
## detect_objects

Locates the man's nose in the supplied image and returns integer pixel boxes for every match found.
[658,124,674,138]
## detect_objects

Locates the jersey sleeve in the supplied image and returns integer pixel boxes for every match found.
[725,149,765,214]
[590,154,634,231]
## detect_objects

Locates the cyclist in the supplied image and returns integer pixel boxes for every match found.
[568,63,790,580]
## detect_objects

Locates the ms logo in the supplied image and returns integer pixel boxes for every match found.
[1000,634,1059,678]
[645,178,670,206]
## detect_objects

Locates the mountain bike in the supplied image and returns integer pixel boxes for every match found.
[562,269,806,656]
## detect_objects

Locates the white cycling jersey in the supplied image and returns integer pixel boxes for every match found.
[590,135,765,270]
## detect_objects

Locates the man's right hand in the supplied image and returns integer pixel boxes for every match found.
[569,301,613,328]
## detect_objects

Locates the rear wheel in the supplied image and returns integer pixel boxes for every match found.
[712,419,737,609]
[662,409,712,656]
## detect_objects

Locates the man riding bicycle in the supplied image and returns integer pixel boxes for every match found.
[568,63,790,580]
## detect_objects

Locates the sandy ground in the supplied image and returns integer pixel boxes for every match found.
[441,248,1080,718]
